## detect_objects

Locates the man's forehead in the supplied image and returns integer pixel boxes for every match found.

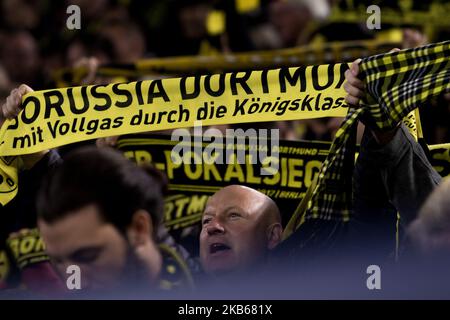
[204,187,267,215]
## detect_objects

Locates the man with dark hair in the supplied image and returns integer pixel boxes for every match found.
[36,147,194,296]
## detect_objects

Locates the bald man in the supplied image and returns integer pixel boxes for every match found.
[199,185,282,276]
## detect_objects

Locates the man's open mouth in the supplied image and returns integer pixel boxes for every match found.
[210,243,231,254]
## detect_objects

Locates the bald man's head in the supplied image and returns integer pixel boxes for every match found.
[200,185,282,275]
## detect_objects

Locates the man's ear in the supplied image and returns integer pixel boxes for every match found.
[127,209,153,247]
[266,223,283,250]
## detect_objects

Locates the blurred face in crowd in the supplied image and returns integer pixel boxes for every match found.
[0,65,12,99]
[38,205,157,291]
[1,32,40,84]
[269,1,312,47]
[179,3,211,40]
[408,178,450,255]
[99,23,146,63]
[67,0,108,20]
[200,185,282,276]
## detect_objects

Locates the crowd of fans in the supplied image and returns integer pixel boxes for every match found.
[0,0,449,299]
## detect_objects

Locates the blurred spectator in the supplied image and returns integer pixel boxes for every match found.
[1,0,41,30]
[200,185,282,277]
[407,178,450,255]
[65,34,115,66]
[0,31,43,88]
[65,0,109,24]
[268,0,332,47]
[269,0,313,47]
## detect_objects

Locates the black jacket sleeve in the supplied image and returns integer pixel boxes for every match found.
[352,124,441,251]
